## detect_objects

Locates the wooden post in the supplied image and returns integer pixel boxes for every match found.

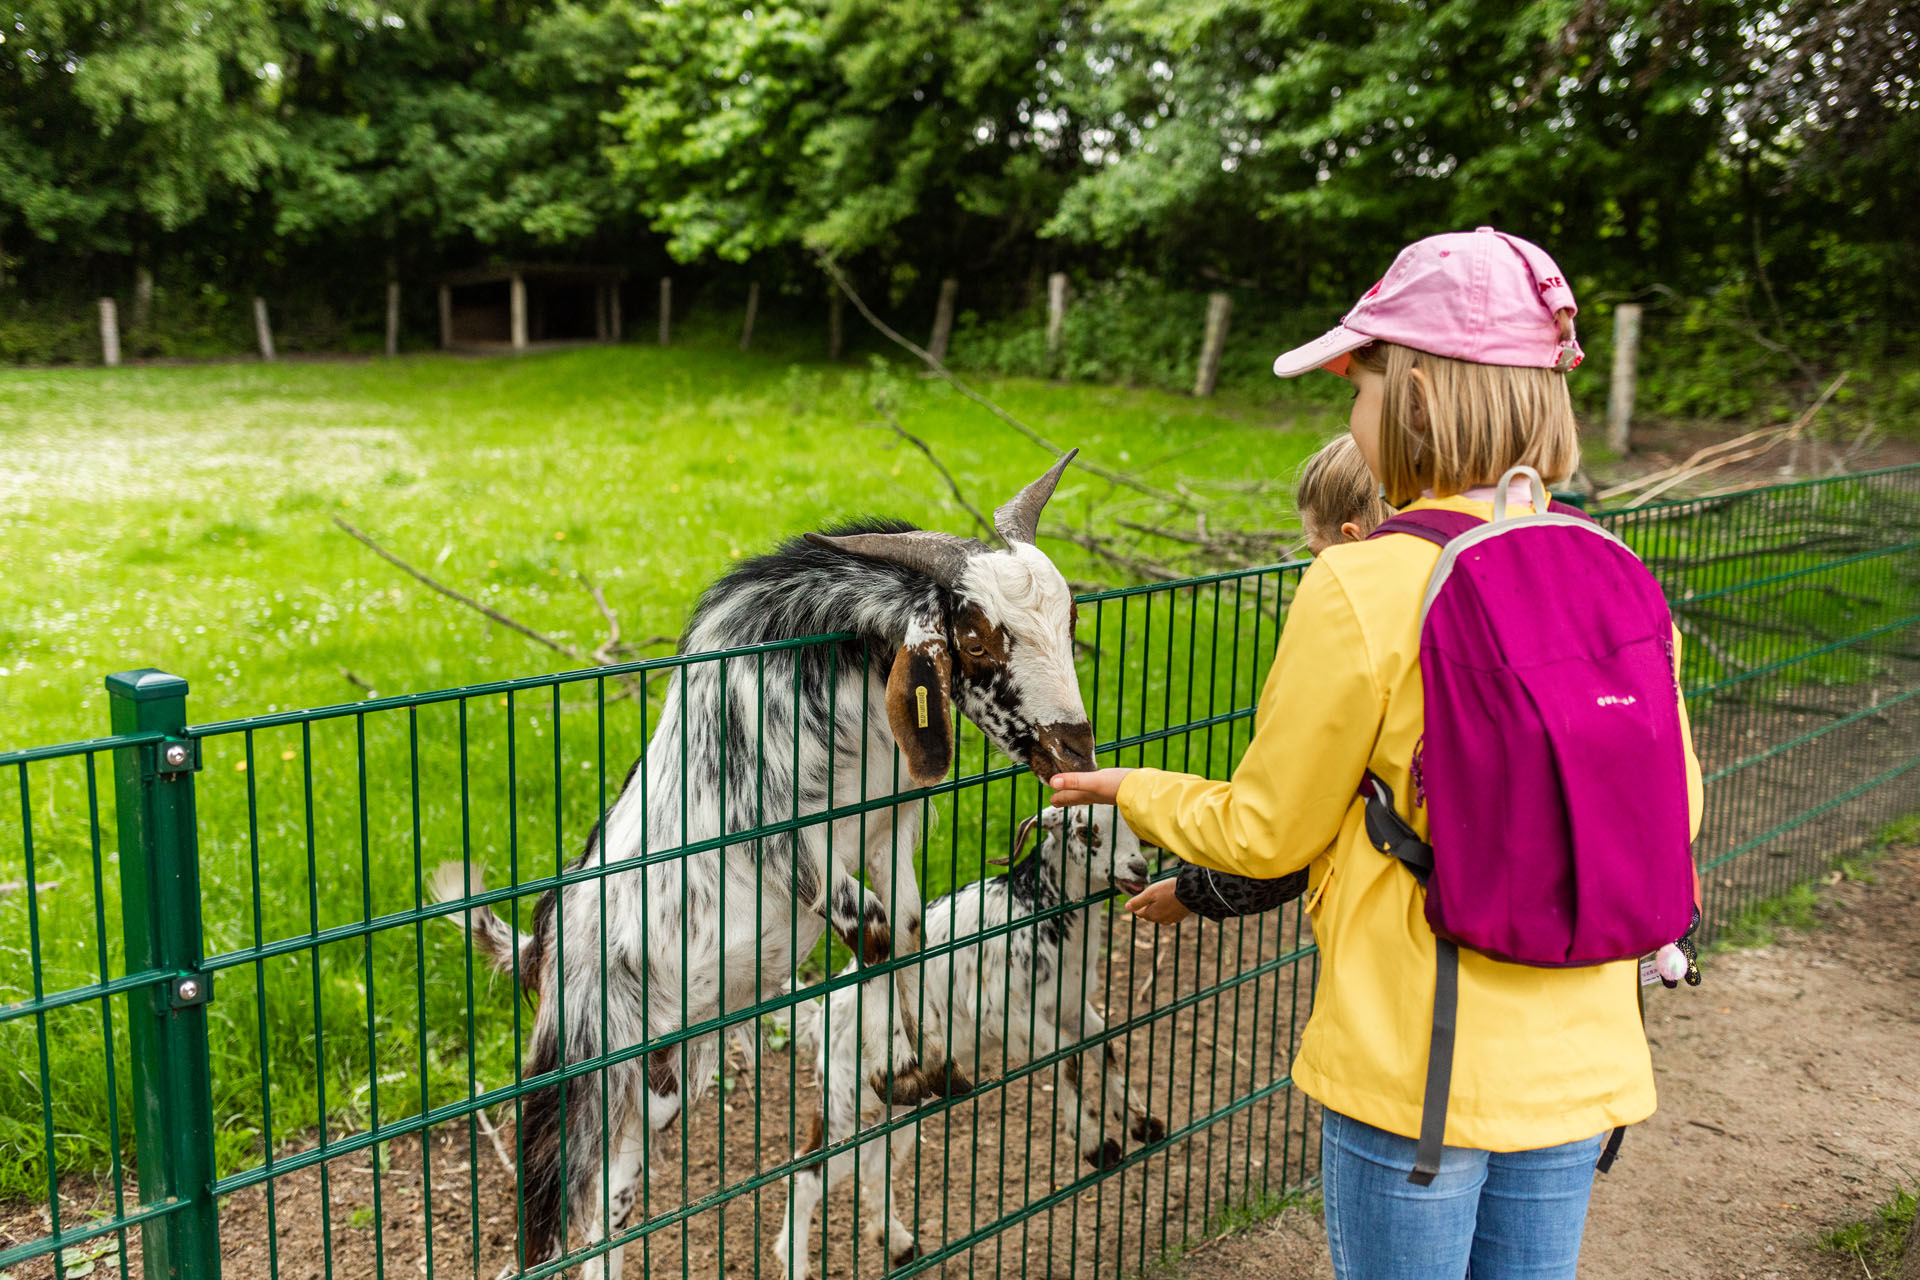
[928,276,959,363]
[1046,272,1069,360]
[740,281,760,353]
[438,283,453,349]
[132,266,154,330]
[385,280,401,358]
[510,273,528,351]
[828,286,844,361]
[99,297,121,367]
[610,285,623,341]
[594,284,609,341]
[253,296,276,362]
[1193,291,1232,397]
[1606,303,1642,455]
[658,276,672,346]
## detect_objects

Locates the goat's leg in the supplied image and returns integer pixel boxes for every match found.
[774,1088,865,1280]
[1023,1017,1125,1171]
[577,1107,648,1280]
[853,1110,923,1270]
[1072,1001,1165,1145]
[855,813,972,1106]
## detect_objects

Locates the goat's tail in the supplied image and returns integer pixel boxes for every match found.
[428,861,540,984]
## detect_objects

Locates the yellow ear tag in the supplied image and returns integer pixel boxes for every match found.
[915,685,929,729]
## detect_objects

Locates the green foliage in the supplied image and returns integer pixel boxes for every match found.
[1819,1184,1917,1275]
[1711,882,1821,951]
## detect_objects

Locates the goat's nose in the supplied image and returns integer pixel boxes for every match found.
[1031,721,1097,778]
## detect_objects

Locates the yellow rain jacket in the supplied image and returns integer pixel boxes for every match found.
[1116,493,1704,1152]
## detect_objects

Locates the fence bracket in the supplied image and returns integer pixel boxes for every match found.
[169,972,213,1010]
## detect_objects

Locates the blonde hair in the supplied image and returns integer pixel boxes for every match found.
[1295,435,1392,543]
[1348,314,1580,508]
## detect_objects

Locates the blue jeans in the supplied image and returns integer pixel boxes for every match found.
[1321,1108,1605,1280]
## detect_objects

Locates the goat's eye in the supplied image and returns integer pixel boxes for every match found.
[964,642,987,658]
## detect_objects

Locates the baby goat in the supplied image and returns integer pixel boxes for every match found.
[776,806,1164,1280]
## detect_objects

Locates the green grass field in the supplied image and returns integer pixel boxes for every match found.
[0,335,1336,1200]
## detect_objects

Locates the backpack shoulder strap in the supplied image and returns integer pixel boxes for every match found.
[1366,509,1482,549]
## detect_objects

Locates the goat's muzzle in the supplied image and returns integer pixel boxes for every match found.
[1028,721,1097,781]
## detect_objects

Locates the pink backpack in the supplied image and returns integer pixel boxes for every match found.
[1360,466,1697,1183]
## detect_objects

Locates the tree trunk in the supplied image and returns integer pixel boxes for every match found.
[1607,304,1643,455]
[132,265,154,331]
[510,274,528,351]
[658,276,672,346]
[740,281,760,352]
[1193,292,1232,398]
[828,286,844,361]
[253,296,276,361]
[927,277,959,362]
[385,275,401,359]
[439,284,454,349]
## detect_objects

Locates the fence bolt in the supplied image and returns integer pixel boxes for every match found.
[107,668,220,1279]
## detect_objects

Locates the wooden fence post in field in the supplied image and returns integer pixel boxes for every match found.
[659,276,672,346]
[1607,303,1642,454]
[253,296,276,362]
[438,283,453,349]
[1194,291,1233,397]
[740,281,760,352]
[828,286,845,360]
[385,280,401,357]
[1046,272,1069,362]
[928,277,959,362]
[510,273,528,351]
[99,297,120,367]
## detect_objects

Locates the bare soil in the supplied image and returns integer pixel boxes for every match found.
[1,905,1321,1280]
[1169,842,1920,1280]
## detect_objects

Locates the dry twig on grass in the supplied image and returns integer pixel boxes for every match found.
[333,516,673,698]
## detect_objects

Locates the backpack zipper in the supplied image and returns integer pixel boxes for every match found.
[1410,737,1427,809]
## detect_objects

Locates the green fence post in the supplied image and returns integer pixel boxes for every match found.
[108,669,220,1279]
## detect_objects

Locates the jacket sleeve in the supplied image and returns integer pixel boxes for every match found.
[1116,560,1383,880]
[1173,864,1313,921]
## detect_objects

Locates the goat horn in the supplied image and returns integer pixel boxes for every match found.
[988,813,1045,868]
[804,529,986,587]
[993,449,1078,546]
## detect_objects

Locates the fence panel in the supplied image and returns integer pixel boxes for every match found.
[2,464,1918,1280]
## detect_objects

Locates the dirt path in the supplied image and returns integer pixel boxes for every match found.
[1172,843,1920,1280]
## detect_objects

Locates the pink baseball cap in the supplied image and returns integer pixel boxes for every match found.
[1273,227,1583,378]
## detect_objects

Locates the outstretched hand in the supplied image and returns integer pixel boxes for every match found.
[1047,768,1134,808]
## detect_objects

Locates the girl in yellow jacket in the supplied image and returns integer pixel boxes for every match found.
[1050,228,1703,1280]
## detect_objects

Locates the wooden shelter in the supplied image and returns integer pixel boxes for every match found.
[437,263,627,351]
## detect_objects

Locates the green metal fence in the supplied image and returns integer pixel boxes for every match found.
[3,464,1918,1280]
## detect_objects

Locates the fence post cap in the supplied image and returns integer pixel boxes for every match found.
[105,668,189,701]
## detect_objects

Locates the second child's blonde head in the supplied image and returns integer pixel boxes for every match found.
[1296,435,1392,554]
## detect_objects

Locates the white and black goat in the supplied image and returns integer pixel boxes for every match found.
[430,454,1098,1277]
[775,806,1164,1280]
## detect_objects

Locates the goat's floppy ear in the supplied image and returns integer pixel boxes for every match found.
[885,625,953,788]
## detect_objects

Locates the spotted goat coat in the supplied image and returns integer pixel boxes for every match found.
[775,806,1165,1280]
[431,457,1097,1277]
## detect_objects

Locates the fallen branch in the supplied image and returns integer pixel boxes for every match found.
[865,401,996,539]
[819,255,1196,512]
[333,516,670,699]
[1603,372,1848,508]
[471,1090,518,1177]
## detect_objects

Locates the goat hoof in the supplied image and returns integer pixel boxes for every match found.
[1084,1138,1124,1171]
[890,1243,923,1269]
[931,1060,974,1099]
[1131,1115,1166,1144]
